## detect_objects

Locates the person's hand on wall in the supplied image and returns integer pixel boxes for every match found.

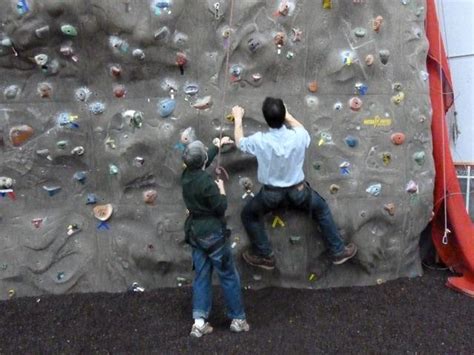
[215,178,226,196]
[212,136,234,148]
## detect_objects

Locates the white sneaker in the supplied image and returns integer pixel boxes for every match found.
[190,322,213,338]
[230,319,250,333]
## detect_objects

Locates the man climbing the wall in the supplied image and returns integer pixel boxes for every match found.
[182,138,250,337]
[232,97,357,270]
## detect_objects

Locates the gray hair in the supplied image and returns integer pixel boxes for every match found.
[182,140,208,169]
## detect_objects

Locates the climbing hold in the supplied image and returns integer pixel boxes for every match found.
[154,26,170,41]
[110,65,122,77]
[0,177,14,189]
[363,115,392,127]
[392,82,403,92]
[382,153,392,166]
[184,84,199,96]
[247,38,262,53]
[132,49,145,60]
[31,218,43,228]
[34,54,49,66]
[340,162,351,175]
[289,236,302,245]
[318,132,332,146]
[333,102,343,111]
[43,185,61,197]
[75,87,91,102]
[384,203,396,216]
[239,177,255,199]
[86,193,98,205]
[406,180,419,194]
[252,73,262,82]
[61,24,78,37]
[113,85,127,98]
[230,64,243,81]
[58,112,79,128]
[56,140,68,149]
[152,0,171,15]
[353,27,367,38]
[420,70,429,81]
[272,215,285,228]
[71,146,85,156]
[329,184,340,194]
[9,125,33,146]
[134,157,145,167]
[365,54,375,66]
[180,127,196,145]
[308,81,318,93]
[67,224,80,236]
[73,171,87,183]
[37,82,52,98]
[354,82,368,96]
[60,43,75,58]
[286,51,295,60]
[109,164,119,175]
[89,102,106,115]
[322,0,332,9]
[176,52,187,75]
[4,85,20,99]
[16,0,29,15]
[109,36,129,53]
[391,132,406,145]
[128,282,145,292]
[372,16,384,32]
[366,183,382,197]
[345,136,358,148]
[342,50,354,66]
[143,190,158,205]
[8,289,15,298]
[158,98,176,118]
[277,1,290,16]
[274,32,286,54]
[93,204,113,221]
[349,97,363,111]
[291,28,303,42]
[123,110,144,130]
[379,49,390,65]
[413,151,425,166]
[193,96,212,110]
[35,26,50,39]
[391,92,405,105]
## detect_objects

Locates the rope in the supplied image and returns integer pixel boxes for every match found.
[215,0,236,179]
[435,1,450,245]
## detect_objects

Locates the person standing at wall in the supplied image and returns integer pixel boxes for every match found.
[232,97,358,270]
[181,139,250,338]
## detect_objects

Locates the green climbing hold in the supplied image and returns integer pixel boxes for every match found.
[413,151,425,166]
[61,24,78,37]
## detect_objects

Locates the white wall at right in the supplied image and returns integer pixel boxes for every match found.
[436,0,474,162]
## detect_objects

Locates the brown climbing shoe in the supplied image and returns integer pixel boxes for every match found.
[242,249,275,270]
[332,243,358,265]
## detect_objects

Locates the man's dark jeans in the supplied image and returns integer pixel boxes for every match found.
[241,182,345,257]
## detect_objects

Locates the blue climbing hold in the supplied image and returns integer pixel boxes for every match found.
[158,98,176,118]
[73,171,87,183]
[86,193,98,205]
[366,183,382,197]
[345,136,358,148]
[43,185,61,197]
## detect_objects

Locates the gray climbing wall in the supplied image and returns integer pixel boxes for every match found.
[0,0,433,299]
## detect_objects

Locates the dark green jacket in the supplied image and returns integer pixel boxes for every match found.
[181,145,227,239]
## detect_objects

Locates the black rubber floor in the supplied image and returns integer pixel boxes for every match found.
[1,269,473,354]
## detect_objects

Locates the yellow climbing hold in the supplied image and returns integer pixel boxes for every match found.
[363,115,392,127]
[322,0,332,9]
[309,273,317,282]
[272,215,285,228]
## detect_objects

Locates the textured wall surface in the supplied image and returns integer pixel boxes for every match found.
[0,0,433,299]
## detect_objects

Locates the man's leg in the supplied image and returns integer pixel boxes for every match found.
[288,184,357,263]
[240,187,283,257]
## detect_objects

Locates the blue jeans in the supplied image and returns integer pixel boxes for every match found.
[191,231,246,320]
[241,182,345,257]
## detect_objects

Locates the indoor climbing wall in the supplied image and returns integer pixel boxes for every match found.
[0,0,433,299]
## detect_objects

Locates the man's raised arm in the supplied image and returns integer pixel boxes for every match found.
[232,105,245,147]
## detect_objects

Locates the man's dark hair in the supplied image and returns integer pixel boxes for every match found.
[262,97,286,128]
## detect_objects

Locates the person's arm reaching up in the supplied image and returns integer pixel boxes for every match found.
[232,105,245,147]
[284,107,304,128]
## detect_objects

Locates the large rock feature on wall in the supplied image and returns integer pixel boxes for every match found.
[0,0,433,299]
